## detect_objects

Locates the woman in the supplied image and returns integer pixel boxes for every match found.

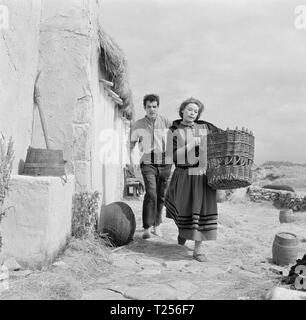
[165,97,219,262]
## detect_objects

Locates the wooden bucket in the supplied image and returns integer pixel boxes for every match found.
[272,232,298,266]
[23,147,66,177]
[279,209,295,223]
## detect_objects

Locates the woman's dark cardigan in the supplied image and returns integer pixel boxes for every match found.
[171,119,220,133]
[168,119,221,167]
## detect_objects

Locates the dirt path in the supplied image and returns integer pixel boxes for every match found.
[2,197,305,300]
[81,198,306,300]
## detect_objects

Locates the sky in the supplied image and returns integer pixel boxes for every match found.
[101,0,306,165]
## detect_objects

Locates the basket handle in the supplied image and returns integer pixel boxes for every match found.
[225,156,234,166]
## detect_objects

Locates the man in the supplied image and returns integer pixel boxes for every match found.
[130,94,172,239]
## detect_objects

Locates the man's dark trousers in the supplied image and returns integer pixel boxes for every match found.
[140,163,172,229]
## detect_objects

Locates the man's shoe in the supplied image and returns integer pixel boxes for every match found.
[178,235,187,246]
[151,226,162,237]
[142,228,151,239]
[193,253,208,262]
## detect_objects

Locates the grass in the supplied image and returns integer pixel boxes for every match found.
[0,186,113,300]
[0,135,14,250]
[0,135,14,207]
[0,235,113,300]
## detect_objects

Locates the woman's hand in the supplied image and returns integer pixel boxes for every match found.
[194,137,201,146]
[186,136,201,152]
[175,130,203,163]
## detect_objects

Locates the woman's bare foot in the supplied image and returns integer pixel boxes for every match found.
[193,253,208,262]
[193,240,207,262]
[142,228,151,239]
[151,226,162,237]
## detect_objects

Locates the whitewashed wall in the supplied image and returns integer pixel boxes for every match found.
[0,0,129,201]
[0,0,42,173]
[92,81,128,205]
[0,0,130,267]
[31,0,94,177]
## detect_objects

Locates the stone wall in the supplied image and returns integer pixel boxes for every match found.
[31,0,128,201]
[0,0,130,266]
[0,0,129,201]
[247,186,306,212]
[31,0,96,187]
[0,0,42,173]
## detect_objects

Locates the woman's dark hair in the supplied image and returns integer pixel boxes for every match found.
[179,97,205,120]
[143,94,160,107]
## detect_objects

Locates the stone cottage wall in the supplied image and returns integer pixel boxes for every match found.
[0,0,130,265]
[31,0,95,187]
[0,0,42,173]
[30,0,128,201]
[0,0,129,202]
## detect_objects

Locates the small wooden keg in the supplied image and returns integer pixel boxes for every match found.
[99,202,136,247]
[272,232,298,266]
[23,147,66,177]
[279,209,295,223]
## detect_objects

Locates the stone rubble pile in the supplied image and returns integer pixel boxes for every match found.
[281,254,306,286]
[247,186,306,212]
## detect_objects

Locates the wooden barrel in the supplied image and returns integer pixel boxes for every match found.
[272,232,298,266]
[279,209,295,223]
[98,202,136,247]
[23,147,66,177]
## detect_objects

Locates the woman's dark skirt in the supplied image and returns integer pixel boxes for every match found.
[165,167,218,241]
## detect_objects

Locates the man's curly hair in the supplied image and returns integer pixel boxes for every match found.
[143,94,160,107]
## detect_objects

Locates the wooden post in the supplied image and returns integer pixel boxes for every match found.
[99,79,114,87]
[105,88,123,106]
[33,71,51,149]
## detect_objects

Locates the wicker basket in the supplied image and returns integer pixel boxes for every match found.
[207,129,255,190]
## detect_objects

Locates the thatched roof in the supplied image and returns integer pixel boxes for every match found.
[98,26,134,120]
